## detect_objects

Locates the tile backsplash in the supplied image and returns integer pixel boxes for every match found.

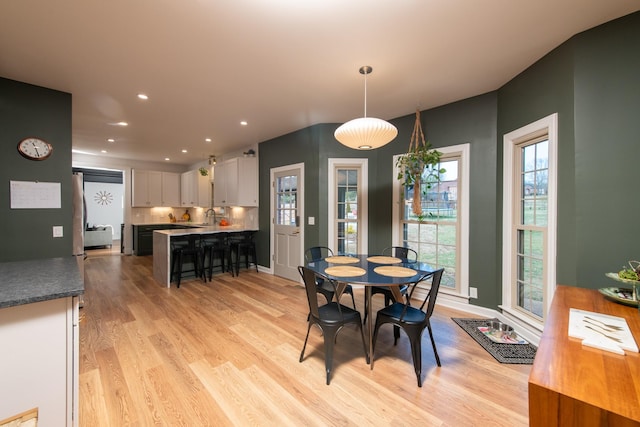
[131,206,258,229]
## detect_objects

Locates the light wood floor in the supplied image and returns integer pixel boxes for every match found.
[79,253,531,426]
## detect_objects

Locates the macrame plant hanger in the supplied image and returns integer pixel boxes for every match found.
[408,109,426,216]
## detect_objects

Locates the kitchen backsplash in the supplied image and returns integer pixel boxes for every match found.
[131,206,258,229]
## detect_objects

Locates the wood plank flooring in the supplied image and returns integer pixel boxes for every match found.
[79,253,531,426]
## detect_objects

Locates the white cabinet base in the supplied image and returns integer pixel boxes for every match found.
[0,297,78,426]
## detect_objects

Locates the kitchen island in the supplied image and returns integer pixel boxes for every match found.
[0,257,84,426]
[153,225,256,287]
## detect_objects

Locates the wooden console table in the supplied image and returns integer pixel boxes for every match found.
[529,285,640,426]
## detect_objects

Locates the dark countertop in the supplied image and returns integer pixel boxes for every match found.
[0,257,84,309]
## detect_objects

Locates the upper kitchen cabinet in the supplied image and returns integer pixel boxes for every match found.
[181,169,211,208]
[132,169,162,207]
[213,157,258,207]
[161,172,181,207]
[132,170,181,207]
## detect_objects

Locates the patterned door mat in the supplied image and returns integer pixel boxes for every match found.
[452,318,537,364]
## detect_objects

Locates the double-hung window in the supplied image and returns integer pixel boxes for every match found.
[502,114,557,327]
[328,159,368,254]
[393,144,469,299]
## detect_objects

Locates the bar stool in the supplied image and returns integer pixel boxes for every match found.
[201,232,230,281]
[170,235,204,288]
[229,231,258,276]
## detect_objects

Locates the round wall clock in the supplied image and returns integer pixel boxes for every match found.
[17,137,53,160]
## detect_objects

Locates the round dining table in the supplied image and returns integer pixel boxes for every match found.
[305,254,435,367]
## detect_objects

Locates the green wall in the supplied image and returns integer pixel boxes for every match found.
[572,12,640,287]
[498,40,577,287]
[0,78,73,261]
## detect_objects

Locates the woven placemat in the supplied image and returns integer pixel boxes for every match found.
[325,266,366,277]
[373,266,417,278]
[366,256,401,264]
[324,256,360,264]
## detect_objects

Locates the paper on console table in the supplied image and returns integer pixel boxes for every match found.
[568,308,638,354]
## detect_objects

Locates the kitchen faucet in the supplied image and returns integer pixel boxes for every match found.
[205,208,217,224]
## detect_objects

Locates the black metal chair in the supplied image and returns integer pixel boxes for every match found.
[170,235,204,288]
[200,232,230,281]
[363,246,418,322]
[372,268,444,387]
[229,231,258,276]
[298,266,368,385]
[304,246,357,309]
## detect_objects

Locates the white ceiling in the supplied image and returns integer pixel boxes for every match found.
[2,1,638,166]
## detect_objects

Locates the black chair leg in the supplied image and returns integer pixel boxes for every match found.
[426,322,441,367]
[393,325,401,345]
[299,323,312,362]
[176,252,183,288]
[252,246,258,272]
[358,318,369,364]
[406,326,423,387]
[170,253,176,284]
[322,325,341,385]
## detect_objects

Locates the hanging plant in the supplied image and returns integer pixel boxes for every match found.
[198,167,209,176]
[396,109,445,216]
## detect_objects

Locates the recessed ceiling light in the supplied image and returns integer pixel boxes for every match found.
[205,138,212,142]
[240,121,248,126]
[107,138,115,143]
[164,157,170,161]
[101,150,107,153]
[137,93,148,100]
[181,149,188,153]
[112,121,128,126]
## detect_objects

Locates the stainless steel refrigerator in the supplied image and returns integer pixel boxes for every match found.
[72,172,86,257]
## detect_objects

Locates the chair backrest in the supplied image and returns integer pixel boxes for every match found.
[229,231,255,244]
[201,232,228,247]
[382,246,418,262]
[400,268,444,320]
[299,266,323,318]
[298,266,344,320]
[305,246,334,263]
[171,234,201,251]
[418,268,444,317]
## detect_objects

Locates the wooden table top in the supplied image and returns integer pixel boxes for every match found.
[529,285,640,421]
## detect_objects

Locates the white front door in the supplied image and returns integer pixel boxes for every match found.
[272,164,303,282]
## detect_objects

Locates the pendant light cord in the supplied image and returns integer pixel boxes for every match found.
[363,70,368,118]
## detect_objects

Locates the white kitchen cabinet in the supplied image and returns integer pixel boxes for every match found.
[161,172,181,207]
[213,160,230,206]
[213,157,258,207]
[181,169,211,207]
[132,170,181,207]
[0,297,79,426]
[132,169,162,207]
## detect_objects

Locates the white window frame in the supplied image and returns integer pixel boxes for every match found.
[392,143,470,304]
[502,113,558,330]
[328,158,368,253]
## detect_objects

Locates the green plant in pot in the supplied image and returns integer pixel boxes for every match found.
[396,109,445,217]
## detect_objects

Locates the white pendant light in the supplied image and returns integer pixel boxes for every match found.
[334,66,398,150]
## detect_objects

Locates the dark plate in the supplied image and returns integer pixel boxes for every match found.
[598,287,638,307]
